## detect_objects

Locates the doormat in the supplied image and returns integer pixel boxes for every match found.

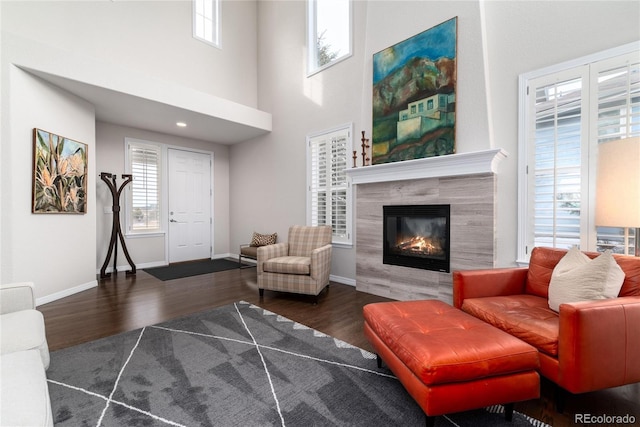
[143,258,252,281]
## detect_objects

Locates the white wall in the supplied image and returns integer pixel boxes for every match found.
[0,0,255,302]
[0,0,258,107]
[1,0,638,299]
[482,0,640,267]
[1,65,97,302]
[95,122,231,270]
[231,0,491,282]
[0,3,4,282]
[232,0,324,268]
[231,0,640,287]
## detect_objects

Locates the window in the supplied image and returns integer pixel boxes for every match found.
[193,0,220,48]
[125,139,162,235]
[307,0,352,75]
[518,42,639,262]
[307,124,352,245]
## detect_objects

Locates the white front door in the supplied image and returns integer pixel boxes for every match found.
[168,148,212,263]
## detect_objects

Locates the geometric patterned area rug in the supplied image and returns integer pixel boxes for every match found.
[47,302,549,426]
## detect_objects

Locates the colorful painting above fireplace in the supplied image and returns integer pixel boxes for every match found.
[372,17,457,165]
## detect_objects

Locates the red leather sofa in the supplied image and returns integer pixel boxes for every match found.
[453,246,640,396]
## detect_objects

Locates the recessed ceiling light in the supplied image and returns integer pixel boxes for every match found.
[176,122,187,127]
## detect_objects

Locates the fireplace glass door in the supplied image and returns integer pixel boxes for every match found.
[383,205,450,272]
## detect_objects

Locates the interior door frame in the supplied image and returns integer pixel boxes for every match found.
[165,146,214,264]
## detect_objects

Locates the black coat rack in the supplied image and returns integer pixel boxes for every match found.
[100,172,136,279]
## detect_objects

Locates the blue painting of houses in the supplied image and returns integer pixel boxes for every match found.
[372,18,457,164]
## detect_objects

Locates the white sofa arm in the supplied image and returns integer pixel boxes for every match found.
[0,282,36,314]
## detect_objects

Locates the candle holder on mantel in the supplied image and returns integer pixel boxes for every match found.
[361,131,370,166]
[353,150,358,168]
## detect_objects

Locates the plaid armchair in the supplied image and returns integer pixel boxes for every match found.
[257,225,332,301]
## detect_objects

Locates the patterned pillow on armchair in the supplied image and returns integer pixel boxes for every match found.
[250,232,277,247]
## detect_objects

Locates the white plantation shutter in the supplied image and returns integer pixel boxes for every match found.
[310,136,328,227]
[594,53,640,143]
[593,53,640,254]
[519,43,639,260]
[307,124,352,245]
[126,141,162,233]
[528,69,589,250]
[331,134,348,239]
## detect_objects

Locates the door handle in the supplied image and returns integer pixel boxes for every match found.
[170,219,178,223]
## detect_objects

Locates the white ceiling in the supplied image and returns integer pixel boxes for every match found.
[24,68,272,145]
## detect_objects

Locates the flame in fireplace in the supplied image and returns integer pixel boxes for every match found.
[395,236,443,256]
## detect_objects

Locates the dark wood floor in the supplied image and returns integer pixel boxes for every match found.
[40,264,639,427]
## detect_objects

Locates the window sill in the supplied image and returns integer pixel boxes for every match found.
[125,231,165,239]
[307,53,353,78]
[332,242,353,250]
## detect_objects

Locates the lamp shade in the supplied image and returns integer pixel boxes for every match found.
[595,137,640,227]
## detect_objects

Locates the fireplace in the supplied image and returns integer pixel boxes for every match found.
[383,204,451,272]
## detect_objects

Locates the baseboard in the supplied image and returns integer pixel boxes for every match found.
[230,253,257,265]
[330,274,356,287]
[97,260,166,275]
[136,261,168,269]
[213,253,235,260]
[36,279,98,306]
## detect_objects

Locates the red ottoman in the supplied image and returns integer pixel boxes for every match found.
[363,300,540,425]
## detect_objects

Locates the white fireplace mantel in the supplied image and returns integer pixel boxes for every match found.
[345,148,508,185]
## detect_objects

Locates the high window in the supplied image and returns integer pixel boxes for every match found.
[518,42,639,262]
[125,139,162,235]
[307,0,352,75]
[307,124,352,245]
[193,0,220,48]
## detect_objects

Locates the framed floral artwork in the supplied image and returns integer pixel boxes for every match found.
[32,128,88,214]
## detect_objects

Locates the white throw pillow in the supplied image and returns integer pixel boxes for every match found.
[548,246,625,312]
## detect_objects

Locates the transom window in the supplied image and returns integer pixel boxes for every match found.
[307,0,352,75]
[193,0,220,48]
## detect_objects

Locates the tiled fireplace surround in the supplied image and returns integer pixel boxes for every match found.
[346,149,507,304]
